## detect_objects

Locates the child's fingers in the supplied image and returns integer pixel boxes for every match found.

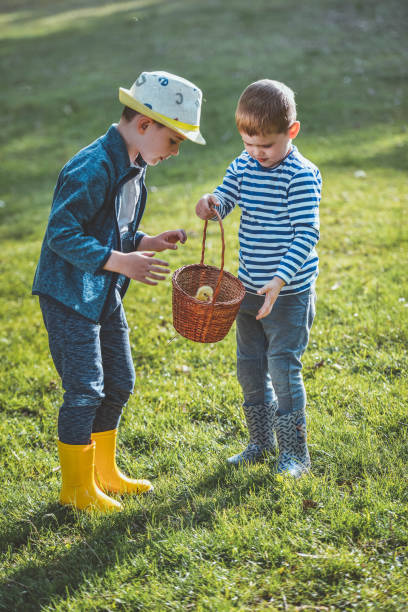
[165,229,187,244]
[256,293,273,319]
[141,279,158,286]
[256,306,270,320]
[196,197,214,219]
[147,272,168,281]
[256,307,266,320]
[162,240,178,250]
[148,257,169,267]
[150,265,170,274]
[170,229,187,243]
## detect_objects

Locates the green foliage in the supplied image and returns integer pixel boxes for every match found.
[0,0,407,610]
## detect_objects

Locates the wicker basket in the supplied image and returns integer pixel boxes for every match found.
[172,207,245,343]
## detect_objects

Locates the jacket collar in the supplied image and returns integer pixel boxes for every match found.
[100,124,146,182]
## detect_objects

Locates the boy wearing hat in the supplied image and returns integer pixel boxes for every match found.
[33,71,205,512]
[195,79,321,477]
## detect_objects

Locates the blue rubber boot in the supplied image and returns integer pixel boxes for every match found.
[227,402,277,466]
[275,409,311,478]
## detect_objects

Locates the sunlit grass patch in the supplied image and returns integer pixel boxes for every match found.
[0,0,407,610]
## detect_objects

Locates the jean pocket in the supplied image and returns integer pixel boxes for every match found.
[275,290,310,328]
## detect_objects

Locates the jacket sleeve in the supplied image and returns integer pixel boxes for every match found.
[45,157,113,274]
[120,230,146,253]
[275,167,321,284]
[133,231,146,250]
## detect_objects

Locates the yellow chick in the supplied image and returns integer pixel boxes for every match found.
[194,285,214,302]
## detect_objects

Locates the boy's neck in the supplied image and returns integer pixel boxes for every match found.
[277,143,293,165]
[116,120,140,163]
[265,143,293,170]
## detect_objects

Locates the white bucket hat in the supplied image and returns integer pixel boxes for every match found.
[119,71,205,145]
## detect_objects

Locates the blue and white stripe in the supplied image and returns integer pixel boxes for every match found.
[213,146,321,295]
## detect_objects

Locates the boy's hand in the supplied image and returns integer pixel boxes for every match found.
[195,194,219,220]
[256,276,286,320]
[139,230,187,252]
[103,250,170,285]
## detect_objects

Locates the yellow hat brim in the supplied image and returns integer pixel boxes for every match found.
[119,88,206,145]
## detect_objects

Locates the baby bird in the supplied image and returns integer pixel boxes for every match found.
[194,285,214,302]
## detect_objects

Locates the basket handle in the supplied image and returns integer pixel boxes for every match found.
[200,205,225,305]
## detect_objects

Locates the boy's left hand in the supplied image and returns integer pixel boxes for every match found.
[256,276,285,320]
[139,230,187,252]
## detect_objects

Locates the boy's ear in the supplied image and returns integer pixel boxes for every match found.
[288,121,300,139]
[136,115,155,134]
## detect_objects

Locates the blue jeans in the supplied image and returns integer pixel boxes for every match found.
[236,286,316,417]
[39,293,135,444]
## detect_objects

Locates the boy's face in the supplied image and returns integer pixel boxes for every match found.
[239,123,300,168]
[135,118,186,165]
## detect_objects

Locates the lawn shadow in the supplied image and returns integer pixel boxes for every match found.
[322,138,408,173]
[0,457,280,610]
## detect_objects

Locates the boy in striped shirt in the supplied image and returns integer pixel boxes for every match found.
[196,79,321,477]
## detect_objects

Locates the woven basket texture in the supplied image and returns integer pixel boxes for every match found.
[172,208,245,343]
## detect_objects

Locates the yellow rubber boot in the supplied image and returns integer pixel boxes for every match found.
[91,429,153,495]
[58,440,122,512]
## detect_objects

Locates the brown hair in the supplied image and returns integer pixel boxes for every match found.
[121,106,140,122]
[235,79,297,135]
[121,106,164,127]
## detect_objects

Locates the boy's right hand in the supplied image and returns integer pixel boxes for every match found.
[103,250,170,285]
[195,194,219,220]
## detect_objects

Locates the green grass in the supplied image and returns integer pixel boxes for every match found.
[1,0,408,609]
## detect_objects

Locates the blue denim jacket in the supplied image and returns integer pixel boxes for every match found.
[32,125,147,322]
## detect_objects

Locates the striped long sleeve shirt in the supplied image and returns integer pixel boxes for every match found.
[213,146,322,295]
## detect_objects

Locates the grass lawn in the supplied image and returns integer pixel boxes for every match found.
[0,0,407,609]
